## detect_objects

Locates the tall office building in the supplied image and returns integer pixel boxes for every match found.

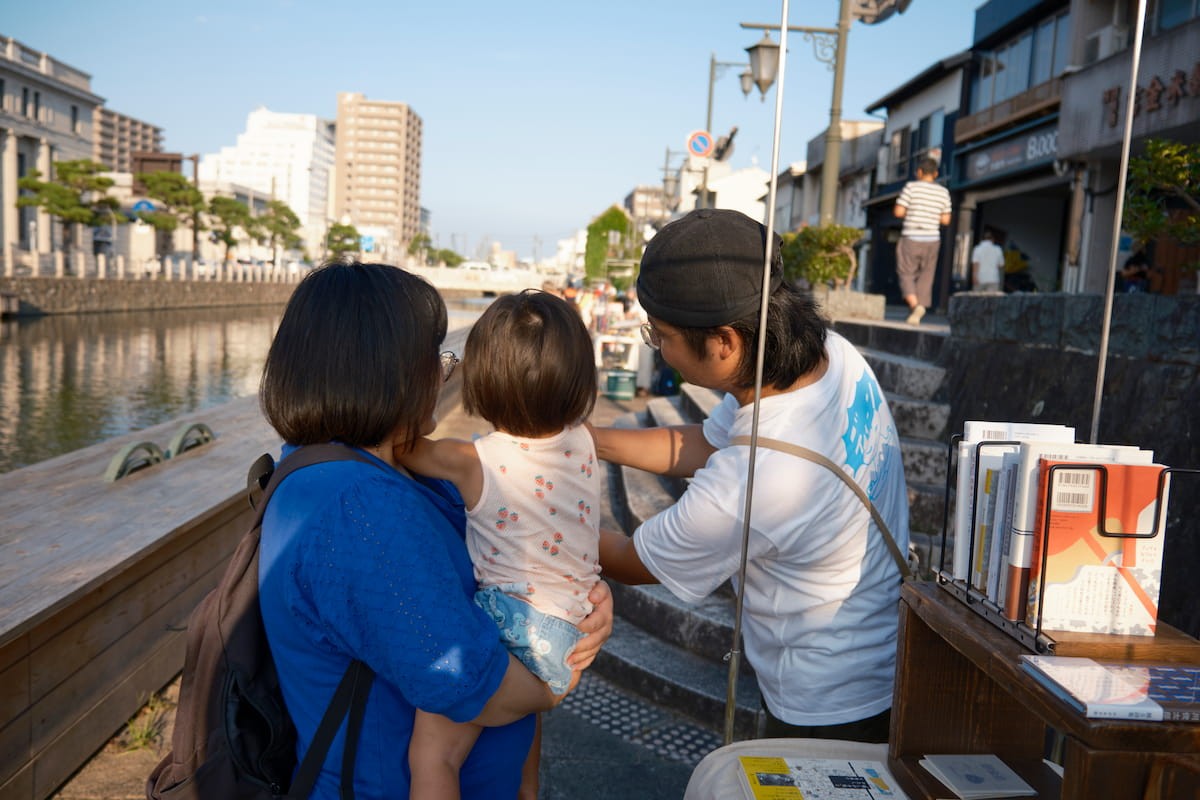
[94,107,163,173]
[333,92,422,258]
[199,107,335,257]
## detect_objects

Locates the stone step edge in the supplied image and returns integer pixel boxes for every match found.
[592,615,762,740]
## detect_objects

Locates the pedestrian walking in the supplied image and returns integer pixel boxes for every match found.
[893,157,952,324]
[971,228,1005,292]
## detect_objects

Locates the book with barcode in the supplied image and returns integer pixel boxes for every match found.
[1022,655,1200,721]
[1001,441,1151,622]
[951,423,1074,583]
[737,756,908,799]
[1025,458,1168,635]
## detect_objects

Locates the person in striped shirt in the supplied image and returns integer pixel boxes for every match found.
[893,157,952,325]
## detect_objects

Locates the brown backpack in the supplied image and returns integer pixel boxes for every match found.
[147,444,379,799]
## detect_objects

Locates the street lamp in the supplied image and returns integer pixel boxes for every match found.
[742,0,911,226]
[700,53,753,209]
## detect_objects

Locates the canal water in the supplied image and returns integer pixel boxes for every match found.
[0,300,489,474]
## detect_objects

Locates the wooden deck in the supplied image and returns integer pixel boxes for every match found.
[0,396,282,799]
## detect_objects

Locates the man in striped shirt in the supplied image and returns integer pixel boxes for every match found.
[893,157,952,325]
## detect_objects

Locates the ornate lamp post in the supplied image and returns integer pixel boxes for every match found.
[742,0,911,226]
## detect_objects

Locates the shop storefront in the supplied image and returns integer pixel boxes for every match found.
[951,118,1071,293]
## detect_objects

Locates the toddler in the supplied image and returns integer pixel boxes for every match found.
[397,289,602,799]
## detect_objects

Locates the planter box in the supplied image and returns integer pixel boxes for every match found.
[810,286,886,320]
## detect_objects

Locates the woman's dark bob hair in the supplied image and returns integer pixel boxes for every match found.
[463,289,596,437]
[260,261,447,448]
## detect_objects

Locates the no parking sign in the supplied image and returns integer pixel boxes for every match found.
[686,130,714,158]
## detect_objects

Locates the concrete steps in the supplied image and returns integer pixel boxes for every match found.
[595,316,953,737]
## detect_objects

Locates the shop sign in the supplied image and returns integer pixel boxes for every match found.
[1101,62,1200,127]
[964,124,1058,182]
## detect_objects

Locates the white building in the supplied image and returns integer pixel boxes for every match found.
[198,107,335,259]
[0,34,103,268]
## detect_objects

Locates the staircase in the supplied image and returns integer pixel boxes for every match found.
[592,316,952,739]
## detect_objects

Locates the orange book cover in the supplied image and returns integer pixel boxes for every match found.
[1026,459,1167,635]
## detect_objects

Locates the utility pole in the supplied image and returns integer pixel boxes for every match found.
[819,0,852,226]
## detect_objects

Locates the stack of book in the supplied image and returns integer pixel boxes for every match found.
[1022,655,1200,721]
[950,421,1169,636]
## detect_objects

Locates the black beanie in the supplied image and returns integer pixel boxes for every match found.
[637,209,782,328]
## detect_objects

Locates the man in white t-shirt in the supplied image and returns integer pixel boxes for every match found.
[971,229,1005,292]
[593,209,910,744]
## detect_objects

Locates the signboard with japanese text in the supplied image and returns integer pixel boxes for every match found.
[962,123,1058,183]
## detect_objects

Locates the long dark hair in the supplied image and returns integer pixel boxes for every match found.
[260,262,447,448]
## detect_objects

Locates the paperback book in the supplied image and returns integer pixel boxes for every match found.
[1001,441,1151,622]
[1025,459,1168,635]
[1022,655,1200,721]
[951,422,1074,584]
[737,756,908,799]
[918,754,1035,799]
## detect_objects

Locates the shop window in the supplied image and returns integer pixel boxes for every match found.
[971,9,1071,113]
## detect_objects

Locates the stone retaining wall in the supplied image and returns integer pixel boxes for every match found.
[0,276,297,315]
[943,292,1200,635]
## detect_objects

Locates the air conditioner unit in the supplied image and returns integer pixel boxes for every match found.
[1083,24,1129,65]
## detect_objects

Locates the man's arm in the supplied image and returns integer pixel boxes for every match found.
[599,528,659,585]
[939,211,952,226]
[589,423,715,478]
[893,203,907,219]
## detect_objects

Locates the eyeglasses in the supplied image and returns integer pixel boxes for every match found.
[439,351,460,382]
[640,322,671,350]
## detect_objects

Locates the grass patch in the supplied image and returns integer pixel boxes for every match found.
[120,691,172,751]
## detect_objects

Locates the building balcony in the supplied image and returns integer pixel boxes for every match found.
[954,76,1062,142]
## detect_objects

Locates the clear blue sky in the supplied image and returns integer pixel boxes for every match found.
[3,0,978,260]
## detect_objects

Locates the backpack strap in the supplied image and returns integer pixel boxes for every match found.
[730,435,913,581]
[287,660,376,799]
[248,443,382,800]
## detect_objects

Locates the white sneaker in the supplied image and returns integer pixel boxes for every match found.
[906,305,926,325]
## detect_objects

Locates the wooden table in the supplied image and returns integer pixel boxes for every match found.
[888,581,1200,799]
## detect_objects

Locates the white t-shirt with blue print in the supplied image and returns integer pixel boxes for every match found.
[632,331,909,727]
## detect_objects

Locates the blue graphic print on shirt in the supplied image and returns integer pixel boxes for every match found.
[842,370,884,474]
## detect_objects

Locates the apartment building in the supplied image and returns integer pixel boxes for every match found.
[0,34,102,262]
[333,92,423,259]
[94,107,163,173]
[199,107,335,257]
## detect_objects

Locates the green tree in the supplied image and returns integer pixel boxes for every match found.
[259,200,302,266]
[325,222,361,258]
[208,196,257,263]
[136,171,206,259]
[16,160,119,260]
[780,225,864,288]
[407,232,432,264]
[1124,138,1200,268]
[584,205,633,283]
[432,248,464,267]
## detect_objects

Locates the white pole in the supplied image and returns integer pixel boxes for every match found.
[725,0,790,747]
[1090,0,1147,444]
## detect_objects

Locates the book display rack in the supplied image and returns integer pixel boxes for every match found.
[934,435,1198,654]
[886,434,1200,798]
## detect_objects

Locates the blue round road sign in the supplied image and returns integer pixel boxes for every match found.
[687,130,714,158]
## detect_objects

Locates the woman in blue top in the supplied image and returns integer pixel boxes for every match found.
[257,261,613,799]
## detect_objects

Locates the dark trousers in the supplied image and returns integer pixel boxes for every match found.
[761,702,891,744]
